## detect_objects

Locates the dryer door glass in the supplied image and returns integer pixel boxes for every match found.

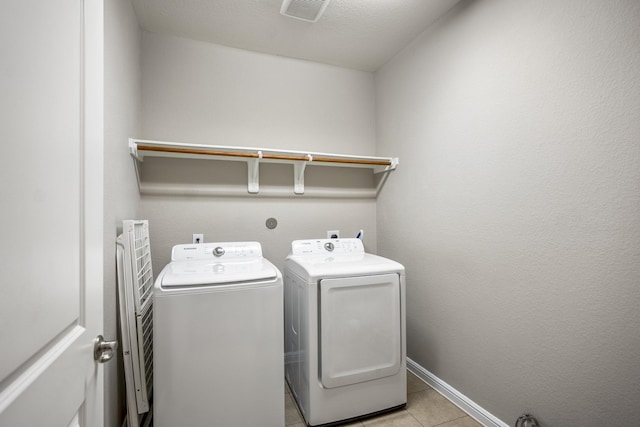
[319,273,401,388]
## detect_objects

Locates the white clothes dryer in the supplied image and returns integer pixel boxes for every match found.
[284,238,406,426]
[154,242,284,427]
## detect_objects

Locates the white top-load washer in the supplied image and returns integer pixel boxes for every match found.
[154,242,284,427]
[284,238,406,426]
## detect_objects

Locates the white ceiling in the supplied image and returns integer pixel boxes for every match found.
[131,0,460,72]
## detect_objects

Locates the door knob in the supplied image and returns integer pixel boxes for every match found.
[94,335,118,363]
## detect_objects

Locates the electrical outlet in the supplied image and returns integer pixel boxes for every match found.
[327,230,340,239]
[193,234,204,244]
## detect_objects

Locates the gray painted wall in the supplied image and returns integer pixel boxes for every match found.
[104,0,142,425]
[375,1,640,426]
[138,32,379,275]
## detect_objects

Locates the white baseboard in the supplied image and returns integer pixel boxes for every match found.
[407,358,509,427]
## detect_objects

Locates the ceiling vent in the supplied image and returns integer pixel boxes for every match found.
[280,0,332,23]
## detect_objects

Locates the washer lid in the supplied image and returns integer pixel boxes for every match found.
[160,258,279,287]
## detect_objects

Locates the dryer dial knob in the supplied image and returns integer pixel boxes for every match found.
[324,242,335,252]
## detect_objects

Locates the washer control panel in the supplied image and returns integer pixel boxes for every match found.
[291,238,364,256]
[171,241,263,261]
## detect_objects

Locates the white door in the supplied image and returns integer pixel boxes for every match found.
[0,1,105,426]
[319,273,402,388]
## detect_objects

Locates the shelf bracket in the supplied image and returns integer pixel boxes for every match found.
[247,151,261,194]
[293,155,312,195]
[129,138,143,161]
[373,157,399,174]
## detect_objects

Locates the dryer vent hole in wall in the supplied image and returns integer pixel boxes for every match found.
[265,218,278,230]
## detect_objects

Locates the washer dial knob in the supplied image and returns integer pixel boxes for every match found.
[213,247,225,257]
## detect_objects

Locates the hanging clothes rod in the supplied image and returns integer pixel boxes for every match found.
[134,144,393,167]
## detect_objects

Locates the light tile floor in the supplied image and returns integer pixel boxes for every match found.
[285,371,482,427]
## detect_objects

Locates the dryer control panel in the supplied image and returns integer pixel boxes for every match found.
[291,238,364,256]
